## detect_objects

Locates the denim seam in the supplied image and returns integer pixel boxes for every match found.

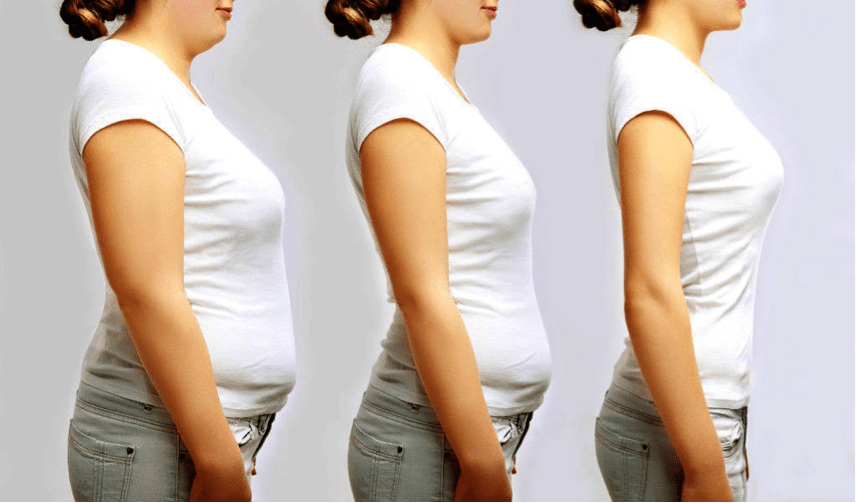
[510,413,533,462]
[121,455,132,501]
[174,430,181,501]
[438,435,444,502]
[251,414,275,462]
[77,399,177,433]
[361,399,444,433]
[603,398,664,427]
[595,429,649,458]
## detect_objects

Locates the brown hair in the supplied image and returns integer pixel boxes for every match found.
[59,0,135,41]
[573,0,645,31]
[324,0,401,40]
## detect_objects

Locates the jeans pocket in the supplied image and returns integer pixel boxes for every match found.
[710,409,744,461]
[67,419,135,502]
[594,417,650,502]
[227,418,257,447]
[710,409,747,501]
[348,420,405,502]
[491,416,516,445]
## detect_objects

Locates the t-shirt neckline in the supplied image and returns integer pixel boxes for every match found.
[101,38,210,108]
[378,43,476,107]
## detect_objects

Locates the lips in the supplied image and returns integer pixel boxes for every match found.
[482,6,498,18]
[217,7,232,19]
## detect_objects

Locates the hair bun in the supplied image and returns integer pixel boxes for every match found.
[325,0,400,40]
[573,0,639,32]
[59,0,134,41]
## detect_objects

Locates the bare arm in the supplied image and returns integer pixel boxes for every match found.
[83,121,250,502]
[617,112,732,502]
[360,120,511,502]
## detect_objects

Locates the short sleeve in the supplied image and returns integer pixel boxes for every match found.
[73,55,186,156]
[609,42,702,147]
[351,54,448,152]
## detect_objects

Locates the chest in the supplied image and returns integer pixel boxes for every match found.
[688,99,784,216]
[181,111,285,229]
[444,110,537,221]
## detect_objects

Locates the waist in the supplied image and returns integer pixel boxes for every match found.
[75,381,275,426]
[361,384,534,427]
[84,313,297,415]
[602,383,748,426]
[372,312,552,416]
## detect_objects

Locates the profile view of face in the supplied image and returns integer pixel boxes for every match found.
[432,0,500,45]
[169,0,235,51]
[687,0,746,32]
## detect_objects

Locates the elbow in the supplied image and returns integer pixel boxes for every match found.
[393,282,453,318]
[623,275,685,324]
[111,277,186,317]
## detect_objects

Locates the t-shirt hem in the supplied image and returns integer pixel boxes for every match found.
[611,377,750,411]
[81,376,164,408]
[368,378,544,417]
[81,377,288,418]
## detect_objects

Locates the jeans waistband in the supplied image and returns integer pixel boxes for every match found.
[76,381,273,429]
[362,384,533,433]
[604,383,748,428]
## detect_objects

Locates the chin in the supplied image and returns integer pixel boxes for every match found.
[207,28,228,47]
[723,14,743,31]
[465,26,493,45]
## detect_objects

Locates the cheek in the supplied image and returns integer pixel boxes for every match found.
[448,9,493,44]
[172,0,215,25]
[696,0,743,31]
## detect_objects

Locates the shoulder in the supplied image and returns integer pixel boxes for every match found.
[72,40,188,154]
[354,44,446,105]
[77,40,177,101]
[609,36,709,144]
[350,44,451,150]
[612,36,699,93]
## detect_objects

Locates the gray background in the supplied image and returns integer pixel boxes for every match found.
[0,0,853,500]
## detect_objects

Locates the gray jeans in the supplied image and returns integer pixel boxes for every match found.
[67,382,274,501]
[595,384,748,502]
[348,385,532,501]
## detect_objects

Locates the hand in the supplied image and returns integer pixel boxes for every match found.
[680,471,733,502]
[189,458,252,502]
[454,460,512,502]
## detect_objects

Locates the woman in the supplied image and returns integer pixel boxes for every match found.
[573,0,783,501]
[60,1,296,500]
[325,0,552,500]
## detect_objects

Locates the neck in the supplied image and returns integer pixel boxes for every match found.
[384,3,461,86]
[633,1,709,66]
[110,4,198,88]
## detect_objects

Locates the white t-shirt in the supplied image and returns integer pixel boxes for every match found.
[608,35,784,409]
[347,44,552,416]
[69,39,296,417]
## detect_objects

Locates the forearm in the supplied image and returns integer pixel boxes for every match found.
[624,289,724,477]
[400,294,505,473]
[118,289,242,472]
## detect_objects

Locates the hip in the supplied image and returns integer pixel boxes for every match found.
[67,382,276,501]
